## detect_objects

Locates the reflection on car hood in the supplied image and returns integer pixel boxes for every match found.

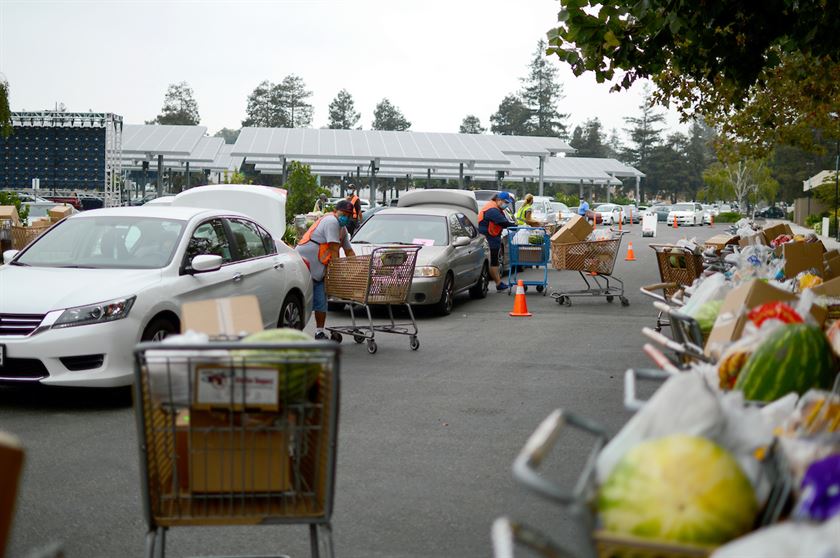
[0,266,162,314]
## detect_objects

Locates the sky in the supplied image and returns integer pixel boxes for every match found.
[0,0,684,142]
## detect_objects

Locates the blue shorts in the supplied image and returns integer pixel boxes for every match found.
[312,280,327,312]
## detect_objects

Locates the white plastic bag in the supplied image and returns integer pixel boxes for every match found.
[712,516,840,558]
[146,331,230,407]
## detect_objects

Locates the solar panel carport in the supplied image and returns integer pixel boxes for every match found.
[121,124,208,196]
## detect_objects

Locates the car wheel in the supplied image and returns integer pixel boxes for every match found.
[142,316,178,342]
[278,293,304,330]
[434,274,455,316]
[469,263,489,299]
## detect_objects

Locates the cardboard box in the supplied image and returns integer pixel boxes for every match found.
[811,275,840,298]
[174,410,292,493]
[824,252,840,280]
[0,205,20,226]
[762,223,793,245]
[704,234,740,252]
[739,233,767,248]
[778,241,825,278]
[181,295,263,337]
[48,205,72,222]
[705,280,827,355]
[550,214,593,244]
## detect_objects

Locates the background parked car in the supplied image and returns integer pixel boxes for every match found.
[550,201,574,224]
[667,202,705,226]
[621,204,641,223]
[652,204,674,222]
[592,203,624,225]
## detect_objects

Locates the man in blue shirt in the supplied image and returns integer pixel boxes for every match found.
[578,197,590,218]
[477,191,516,292]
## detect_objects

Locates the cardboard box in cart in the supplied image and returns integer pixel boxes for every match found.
[550,215,593,245]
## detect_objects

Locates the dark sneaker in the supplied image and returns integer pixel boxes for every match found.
[496,282,509,292]
[314,331,328,341]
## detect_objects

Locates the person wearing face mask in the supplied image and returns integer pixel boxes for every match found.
[477,191,516,292]
[296,200,357,339]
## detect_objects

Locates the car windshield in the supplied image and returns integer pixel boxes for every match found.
[550,202,570,212]
[597,204,617,211]
[673,203,694,211]
[353,213,448,246]
[16,216,186,269]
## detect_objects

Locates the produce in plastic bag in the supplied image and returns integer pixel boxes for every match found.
[682,272,729,317]
[798,271,824,291]
[794,454,840,521]
[711,516,840,558]
[747,301,804,328]
[692,299,724,336]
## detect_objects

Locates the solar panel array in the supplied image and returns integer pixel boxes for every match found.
[122,124,207,155]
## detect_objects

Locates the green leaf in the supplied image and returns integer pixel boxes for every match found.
[557,9,569,23]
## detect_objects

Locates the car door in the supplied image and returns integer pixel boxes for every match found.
[695,204,703,224]
[226,218,286,329]
[448,214,472,290]
[457,213,483,284]
[172,218,240,309]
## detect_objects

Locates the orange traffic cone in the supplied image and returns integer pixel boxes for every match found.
[509,280,532,317]
[625,241,637,261]
[618,215,623,232]
[673,215,679,228]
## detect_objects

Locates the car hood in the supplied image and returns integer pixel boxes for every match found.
[0,266,163,314]
[669,210,693,215]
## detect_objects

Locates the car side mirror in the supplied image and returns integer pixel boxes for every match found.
[453,236,470,248]
[190,254,223,273]
[2,249,20,263]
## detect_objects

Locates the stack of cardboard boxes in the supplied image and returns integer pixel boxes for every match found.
[549,215,597,270]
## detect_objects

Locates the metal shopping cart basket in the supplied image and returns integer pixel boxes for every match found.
[325,245,420,354]
[134,341,340,558]
[550,233,628,307]
[492,409,794,558]
[640,245,705,331]
[507,226,550,295]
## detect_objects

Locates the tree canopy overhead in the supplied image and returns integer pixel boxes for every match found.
[153,82,200,125]
[547,1,840,154]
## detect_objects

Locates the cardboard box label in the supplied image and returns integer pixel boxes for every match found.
[194,365,279,410]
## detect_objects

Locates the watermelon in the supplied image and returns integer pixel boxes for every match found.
[734,324,836,402]
[232,328,322,403]
[598,435,757,546]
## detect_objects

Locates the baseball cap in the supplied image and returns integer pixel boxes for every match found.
[335,200,354,212]
[497,191,514,203]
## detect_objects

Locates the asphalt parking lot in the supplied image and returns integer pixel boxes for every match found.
[3,221,723,558]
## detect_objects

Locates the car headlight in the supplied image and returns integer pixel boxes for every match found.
[52,296,136,329]
[414,266,441,278]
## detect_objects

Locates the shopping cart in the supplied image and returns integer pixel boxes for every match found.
[133,341,340,558]
[641,245,705,331]
[550,233,628,307]
[324,245,420,354]
[506,226,550,295]
[493,409,794,558]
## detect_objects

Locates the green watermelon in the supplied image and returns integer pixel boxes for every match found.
[231,328,322,403]
[734,324,837,402]
[598,435,757,546]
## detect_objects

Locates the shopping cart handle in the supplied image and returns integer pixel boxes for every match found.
[641,327,686,354]
[512,410,607,505]
[624,368,672,412]
[491,517,575,558]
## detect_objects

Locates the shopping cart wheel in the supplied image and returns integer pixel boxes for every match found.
[536,285,544,293]
[366,340,378,354]
[330,331,343,343]
[410,336,420,351]
[606,295,614,303]
[620,296,630,307]
[353,334,365,344]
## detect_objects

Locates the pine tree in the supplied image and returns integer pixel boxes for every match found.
[242,80,282,127]
[327,89,361,129]
[490,95,531,135]
[569,118,608,158]
[242,75,313,128]
[459,115,485,134]
[372,98,411,131]
[520,39,568,137]
[214,128,240,144]
[622,87,666,169]
[154,82,200,125]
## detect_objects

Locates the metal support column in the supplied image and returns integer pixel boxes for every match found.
[606,180,611,203]
[579,179,584,199]
[459,163,464,188]
[426,168,431,189]
[280,157,287,186]
[156,154,163,197]
[370,159,378,204]
[588,182,594,203]
[538,155,545,197]
[635,175,641,203]
[185,161,191,190]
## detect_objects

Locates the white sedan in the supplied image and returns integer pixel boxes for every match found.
[592,203,624,225]
[667,202,705,226]
[0,205,312,388]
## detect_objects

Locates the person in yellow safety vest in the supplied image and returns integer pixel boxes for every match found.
[515,193,540,226]
[296,199,356,340]
[313,193,328,213]
[345,184,362,235]
[477,191,515,292]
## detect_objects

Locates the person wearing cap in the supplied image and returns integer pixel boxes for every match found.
[515,193,540,226]
[477,191,516,292]
[313,193,328,213]
[578,197,590,219]
[345,184,363,235]
[296,200,356,340]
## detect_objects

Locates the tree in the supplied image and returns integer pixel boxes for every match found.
[372,98,411,131]
[622,88,666,171]
[520,39,568,137]
[770,142,835,203]
[703,159,779,212]
[569,118,608,158]
[327,89,361,129]
[546,2,840,155]
[153,82,200,125]
[490,95,531,136]
[242,75,313,128]
[643,135,691,202]
[683,120,717,199]
[0,76,11,138]
[284,161,321,223]
[606,128,623,159]
[459,115,485,134]
[214,128,240,144]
